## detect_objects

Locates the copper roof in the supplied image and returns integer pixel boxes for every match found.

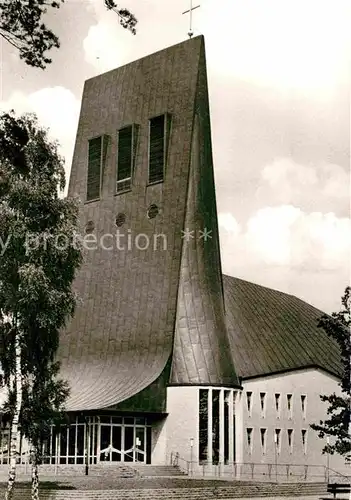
[223,275,342,379]
[59,36,239,413]
[57,36,341,414]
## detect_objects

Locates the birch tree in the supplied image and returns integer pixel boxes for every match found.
[0,111,82,499]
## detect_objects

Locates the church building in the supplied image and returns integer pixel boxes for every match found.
[0,36,344,477]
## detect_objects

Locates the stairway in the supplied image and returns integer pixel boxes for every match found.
[0,463,138,478]
[0,463,186,479]
[88,464,137,478]
[1,481,328,499]
[133,465,187,477]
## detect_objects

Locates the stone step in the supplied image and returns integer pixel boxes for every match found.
[133,466,186,476]
[0,464,139,478]
[0,483,328,500]
[0,464,187,478]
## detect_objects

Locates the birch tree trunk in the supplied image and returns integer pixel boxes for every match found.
[30,446,40,500]
[5,333,22,500]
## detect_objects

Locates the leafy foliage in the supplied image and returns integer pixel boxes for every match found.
[0,0,63,69]
[311,287,351,458]
[0,0,137,69]
[104,0,137,35]
[21,362,69,463]
[0,110,82,456]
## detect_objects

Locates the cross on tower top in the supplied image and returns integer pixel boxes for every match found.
[182,1,200,39]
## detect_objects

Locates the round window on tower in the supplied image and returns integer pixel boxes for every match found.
[147,204,159,219]
[85,220,95,234]
[115,213,126,227]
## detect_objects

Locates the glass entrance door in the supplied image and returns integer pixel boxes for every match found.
[99,423,146,463]
[123,427,134,462]
[100,424,122,462]
[135,427,146,462]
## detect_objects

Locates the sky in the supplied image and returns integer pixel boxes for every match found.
[0,0,350,313]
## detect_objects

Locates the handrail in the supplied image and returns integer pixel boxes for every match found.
[169,452,190,473]
[124,451,141,463]
[171,454,335,469]
[326,466,351,481]
[169,453,351,482]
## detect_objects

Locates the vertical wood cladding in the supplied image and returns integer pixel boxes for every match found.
[61,36,239,413]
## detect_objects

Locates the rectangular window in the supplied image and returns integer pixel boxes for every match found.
[199,389,208,463]
[260,428,267,454]
[148,113,171,184]
[117,124,138,193]
[224,390,230,464]
[301,429,307,454]
[87,136,103,201]
[301,395,306,418]
[59,426,68,464]
[246,428,253,454]
[287,429,293,453]
[274,429,281,454]
[212,390,220,465]
[275,393,281,417]
[260,392,266,417]
[68,426,76,459]
[287,394,293,418]
[76,425,85,459]
[246,391,252,416]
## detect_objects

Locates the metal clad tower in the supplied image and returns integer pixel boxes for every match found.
[61,36,240,415]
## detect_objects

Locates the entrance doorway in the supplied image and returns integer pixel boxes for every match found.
[99,419,147,463]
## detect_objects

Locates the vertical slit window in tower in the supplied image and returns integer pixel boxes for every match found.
[212,389,220,465]
[117,125,133,192]
[149,114,165,184]
[199,389,208,463]
[87,136,102,201]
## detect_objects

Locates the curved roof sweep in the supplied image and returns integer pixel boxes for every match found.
[57,35,340,413]
[59,37,204,411]
[223,275,342,380]
[59,35,240,412]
